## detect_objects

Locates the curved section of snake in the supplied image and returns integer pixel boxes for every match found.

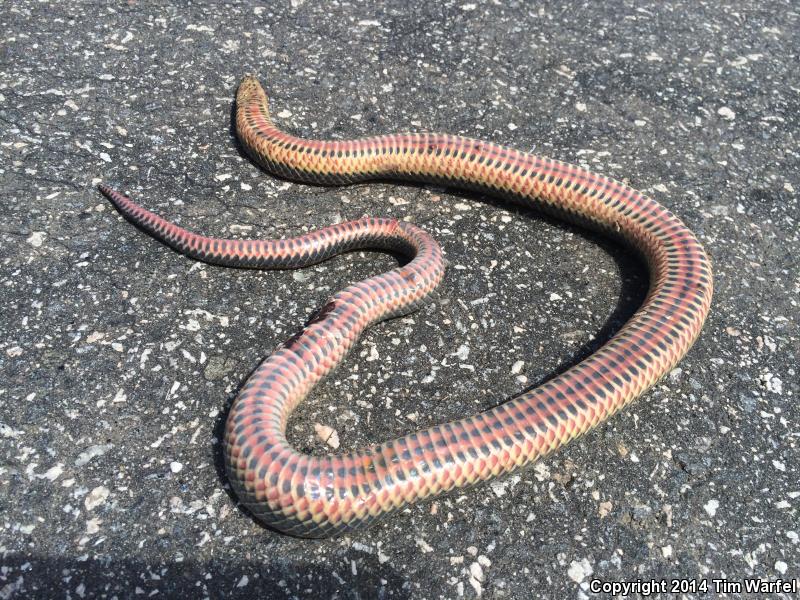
[101,75,712,538]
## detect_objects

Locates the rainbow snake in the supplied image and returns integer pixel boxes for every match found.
[100,75,713,538]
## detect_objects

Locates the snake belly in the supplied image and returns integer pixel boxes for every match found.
[101,75,712,538]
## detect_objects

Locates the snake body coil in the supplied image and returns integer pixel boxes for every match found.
[101,76,712,538]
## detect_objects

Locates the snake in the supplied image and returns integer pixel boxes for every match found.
[99,75,713,538]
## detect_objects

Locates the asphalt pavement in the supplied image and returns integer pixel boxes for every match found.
[1,1,797,598]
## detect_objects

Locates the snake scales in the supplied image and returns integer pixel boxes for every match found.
[100,75,712,538]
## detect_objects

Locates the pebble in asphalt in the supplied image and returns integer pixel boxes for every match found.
[1,1,797,598]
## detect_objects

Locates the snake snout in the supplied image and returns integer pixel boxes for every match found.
[236,75,270,116]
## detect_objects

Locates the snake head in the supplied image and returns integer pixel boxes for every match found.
[237,75,271,121]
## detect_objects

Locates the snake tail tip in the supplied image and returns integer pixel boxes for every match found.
[97,182,116,198]
[97,183,128,208]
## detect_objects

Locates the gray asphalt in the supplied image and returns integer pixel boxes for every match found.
[1,1,798,598]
